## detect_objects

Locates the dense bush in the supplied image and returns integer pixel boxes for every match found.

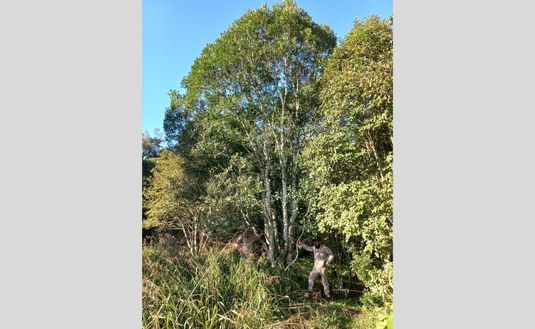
[302,16,393,306]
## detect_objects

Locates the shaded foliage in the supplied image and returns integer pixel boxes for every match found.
[302,16,393,306]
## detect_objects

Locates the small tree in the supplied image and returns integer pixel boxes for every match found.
[144,150,209,255]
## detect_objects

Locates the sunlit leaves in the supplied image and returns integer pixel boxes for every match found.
[302,16,393,305]
[143,150,187,229]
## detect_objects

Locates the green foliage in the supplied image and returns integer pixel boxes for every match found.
[172,0,337,265]
[302,16,393,306]
[143,130,164,222]
[163,91,192,149]
[143,130,163,160]
[142,130,163,192]
[145,0,394,320]
[143,150,187,229]
[205,155,264,240]
[142,158,156,196]
[350,306,393,329]
[182,0,336,111]
[375,312,394,329]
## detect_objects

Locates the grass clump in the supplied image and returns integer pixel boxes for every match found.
[143,238,275,329]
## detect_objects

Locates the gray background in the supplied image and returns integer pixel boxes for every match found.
[0,0,533,328]
[395,0,535,328]
[0,0,141,328]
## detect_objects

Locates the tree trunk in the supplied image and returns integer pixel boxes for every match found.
[261,135,278,267]
[286,81,301,264]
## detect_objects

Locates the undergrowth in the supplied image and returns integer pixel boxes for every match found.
[142,236,392,329]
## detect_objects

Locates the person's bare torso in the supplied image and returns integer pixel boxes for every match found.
[312,245,333,269]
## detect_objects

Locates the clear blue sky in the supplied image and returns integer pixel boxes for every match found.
[143,0,392,134]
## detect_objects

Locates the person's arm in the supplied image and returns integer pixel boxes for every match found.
[298,241,314,252]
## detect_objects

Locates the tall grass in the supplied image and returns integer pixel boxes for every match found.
[143,235,282,328]
[143,235,390,329]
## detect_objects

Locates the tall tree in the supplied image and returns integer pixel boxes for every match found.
[173,0,336,266]
[302,16,393,305]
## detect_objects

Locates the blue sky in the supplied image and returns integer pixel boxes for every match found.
[143,0,392,135]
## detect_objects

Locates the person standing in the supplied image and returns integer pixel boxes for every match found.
[298,237,335,300]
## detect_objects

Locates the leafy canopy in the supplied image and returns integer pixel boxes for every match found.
[302,16,393,305]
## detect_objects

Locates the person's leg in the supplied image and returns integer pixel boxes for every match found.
[320,268,331,298]
[308,269,320,292]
